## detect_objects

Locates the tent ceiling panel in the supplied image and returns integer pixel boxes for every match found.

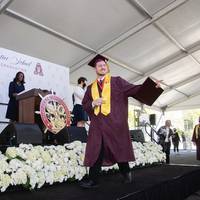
[177,78,200,96]
[9,0,147,49]
[106,25,180,73]
[70,61,137,85]
[154,90,185,108]
[167,94,200,110]
[128,97,142,107]
[135,0,176,15]
[133,77,148,85]
[0,0,199,111]
[150,56,200,86]
[106,62,138,81]
[0,15,89,66]
[69,65,96,85]
[192,49,200,61]
[158,0,200,47]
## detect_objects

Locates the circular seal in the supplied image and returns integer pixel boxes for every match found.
[40,94,71,134]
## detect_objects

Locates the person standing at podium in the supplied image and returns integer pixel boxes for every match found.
[6,71,25,122]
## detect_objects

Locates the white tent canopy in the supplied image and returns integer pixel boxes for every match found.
[0,0,200,111]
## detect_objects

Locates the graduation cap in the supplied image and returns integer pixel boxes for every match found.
[88,54,109,67]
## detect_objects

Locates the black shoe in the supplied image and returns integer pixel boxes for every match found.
[123,171,134,184]
[79,179,99,189]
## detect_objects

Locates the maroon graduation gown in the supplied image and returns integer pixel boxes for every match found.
[192,125,200,160]
[82,76,162,167]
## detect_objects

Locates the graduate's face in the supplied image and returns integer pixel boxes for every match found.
[95,61,109,76]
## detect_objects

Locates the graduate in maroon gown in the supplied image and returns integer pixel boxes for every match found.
[80,54,163,188]
[192,117,200,160]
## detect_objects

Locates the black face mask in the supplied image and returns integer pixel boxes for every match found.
[83,83,86,88]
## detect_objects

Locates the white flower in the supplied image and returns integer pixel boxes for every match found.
[6,147,17,159]
[19,144,33,150]
[0,159,9,173]
[54,170,64,182]
[8,159,25,172]
[45,170,54,185]
[10,168,27,185]
[37,171,45,188]
[0,140,166,193]
[23,165,38,189]
[41,151,51,164]
[26,149,40,161]
[29,159,44,171]
[0,173,11,192]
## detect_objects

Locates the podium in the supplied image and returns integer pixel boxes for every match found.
[16,89,50,123]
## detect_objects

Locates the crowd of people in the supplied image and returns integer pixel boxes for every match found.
[156,118,200,164]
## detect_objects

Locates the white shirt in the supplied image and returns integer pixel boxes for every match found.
[73,86,86,105]
[97,76,105,83]
[165,127,170,142]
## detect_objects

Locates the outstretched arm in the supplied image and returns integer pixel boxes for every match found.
[119,77,163,106]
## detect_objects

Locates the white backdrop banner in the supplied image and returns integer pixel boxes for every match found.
[0,47,72,111]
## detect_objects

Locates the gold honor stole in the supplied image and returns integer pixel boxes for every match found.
[91,74,111,116]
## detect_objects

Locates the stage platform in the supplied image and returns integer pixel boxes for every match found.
[1,165,200,200]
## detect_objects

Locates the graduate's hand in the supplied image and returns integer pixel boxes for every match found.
[155,80,163,88]
[92,98,104,107]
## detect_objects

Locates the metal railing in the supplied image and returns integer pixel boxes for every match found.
[144,122,158,144]
[0,102,9,124]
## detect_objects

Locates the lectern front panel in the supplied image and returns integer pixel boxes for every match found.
[19,97,35,123]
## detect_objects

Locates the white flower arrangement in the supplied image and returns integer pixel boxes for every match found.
[0,141,165,192]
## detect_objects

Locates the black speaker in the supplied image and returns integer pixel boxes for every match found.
[68,127,87,143]
[129,129,145,143]
[50,127,70,145]
[149,114,156,125]
[0,123,43,145]
[51,126,88,144]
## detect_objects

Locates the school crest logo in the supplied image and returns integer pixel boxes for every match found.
[34,63,44,76]
[39,94,71,134]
